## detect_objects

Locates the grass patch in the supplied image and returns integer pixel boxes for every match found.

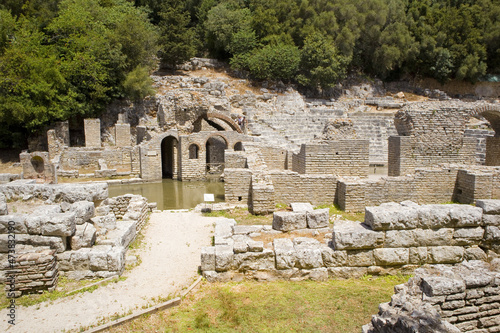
[202,207,273,225]
[316,204,365,222]
[104,275,410,333]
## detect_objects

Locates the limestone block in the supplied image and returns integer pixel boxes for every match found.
[373,248,409,266]
[0,215,27,234]
[476,200,500,215]
[95,205,111,216]
[232,225,262,235]
[41,212,77,237]
[107,246,126,272]
[365,203,419,231]
[70,223,97,250]
[33,205,62,215]
[89,245,112,271]
[449,205,483,228]
[483,215,500,226]
[294,244,323,269]
[0,193,7,215]
[453,227,484,246]
[272,211,307,232]
[321,247,347,267]
[414,228,454,247]
[201,247,216,272]
[484,226,500,242]
[421,276,466,296]
[464,246,487,261]
[347,250,375,267]
[273,238,296,270]
[70,201,95,225]
[417,204,453,229]
[428,246,464,264]
[332,220,384,250]
[26,215,43,235]
[290,203,314,212]
[215,245,234,272]
[214,219,235,244]
[67,270,93,281]
[99,220,136,248]
[409,247,428,265]
[235,249,274,271]
[306,209,329,229]
[56,251,73,271]
[385,229,417,248]
[70,248,91,270]
[233,242,248,254]
[247,240,263,252]
[90,214,117,231]
[327,267,368,279]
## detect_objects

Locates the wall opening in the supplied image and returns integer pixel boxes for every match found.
[31,156,45,174]
[161,136,178,178]
[189,144,199,159]
[206,135,227,175]
[234,142,243,151]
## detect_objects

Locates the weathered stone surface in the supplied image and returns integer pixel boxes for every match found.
[247,240,263,252]
[214,219,235,245]
[414,228,454,247]
[476,200,500,215]
[0,193,7,215]
[428,246,464,264]
[365,202,419,230]
[88,245,112,271]
[373,248,409,266]
[233,225,262,235]
[327,266,368,279]
[347,249,375,267]
[201,247,216,271]
[0,215,27,234]
[409,247,428,265]
[449,205,483,228]
[70,248,91,270]
[70,223,97,250]
[422,277,466,296]
[321,247,347,267]
[33,205,62,215]
[484,226,500,242]
[99,220,136,248]
[233,242,248,254]
[70,201,95,225]
[235,249,274,271]
[290,202,314,212]
[90,214,117,231]
[453,227,484,246]
[107,246,126,272]
[306,208,329,229]
[215,245,234,272]
[384,229,417,248]
[417,204,453,229]
[483,214,500,226]
[465,246,487,261]
[294,242,323,269]
[333,220,384,250]
[272,211,307,232]
[41,212,77,237]
[274,238,296,270]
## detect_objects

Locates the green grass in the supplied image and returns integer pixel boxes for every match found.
[202,207,274,225]
[105,275,410,333]
[315,203,365,222]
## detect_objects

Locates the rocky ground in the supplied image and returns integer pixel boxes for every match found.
[0,211,220,333]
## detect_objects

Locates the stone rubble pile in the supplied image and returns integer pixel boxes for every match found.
[363,260,500,333]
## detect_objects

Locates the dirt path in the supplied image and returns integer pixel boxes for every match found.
[0,211,217,333]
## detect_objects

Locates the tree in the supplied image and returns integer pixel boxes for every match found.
[245,42,300,81]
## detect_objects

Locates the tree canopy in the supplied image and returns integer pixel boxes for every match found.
[1,0,500,147]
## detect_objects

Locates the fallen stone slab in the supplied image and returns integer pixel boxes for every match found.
[99,220,136,248]
[291,202,314,212]
[476,199,500,215]
[70,201,95,225]
[306,208,329,229]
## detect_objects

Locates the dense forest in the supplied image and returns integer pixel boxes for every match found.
[0,0,500,147]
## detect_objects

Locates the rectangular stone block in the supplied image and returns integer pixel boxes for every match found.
[215,245,234,272]
[414,228,454,247]
[41,212,77,237]
[346,249,375,267]
[477,200,500,215]
[84,118,101,148]
[365,203,419,231]
[272,211,307,232]
[201,246,215,271]
[321,247,347,267]
[409,247,428,265]
[235,249,274,271]
[333,220,384,250]
[273,238,296,270]
[385,229,417,248]
[373,248,409,266]
[428,246,464,264]
[306,208,329,229]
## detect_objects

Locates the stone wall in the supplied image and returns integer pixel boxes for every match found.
[486,137,500,166]
[293,141,369,177]
[364,261,500,333]
[465,128,495,165]
[201,200,500,282]
[58,147,135,174]
[84,119,101,148]
[3,246,58,297]
[104,194,149,231]
[20,152,55,183]
[224,168,252,205]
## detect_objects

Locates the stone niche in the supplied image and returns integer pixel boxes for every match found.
[20,152,55,183]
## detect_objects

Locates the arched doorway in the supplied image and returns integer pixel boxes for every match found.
[206,135,227,175]
[161,136,178,178]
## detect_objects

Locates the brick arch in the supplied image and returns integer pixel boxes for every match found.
[470,104,500,136]
[156,130,179,144]
[205,111,243,133]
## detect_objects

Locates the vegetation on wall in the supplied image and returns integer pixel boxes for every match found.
[1,0,500,147]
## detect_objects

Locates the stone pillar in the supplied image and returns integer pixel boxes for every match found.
[115,123,131,147]
[54,121,70,146]
[136,126,147,145]
[485,136,500,166]
[84,119,101,148]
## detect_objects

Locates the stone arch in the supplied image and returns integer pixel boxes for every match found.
[206,134,228,175]
[161,135,179,178]
[194,111,242,133]
[470,104,500,136]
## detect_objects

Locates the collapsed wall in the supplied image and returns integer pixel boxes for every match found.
[200,200,500,282]
[364,261,500,333]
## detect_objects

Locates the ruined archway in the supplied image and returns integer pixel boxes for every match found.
[193,111,243,133]
[161,136,178,178]
[471,105,500,166]
[206,135,227,175]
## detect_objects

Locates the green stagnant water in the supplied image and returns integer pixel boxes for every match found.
[108,179,225,210]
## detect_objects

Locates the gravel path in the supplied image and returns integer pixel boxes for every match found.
[0,211,217,333]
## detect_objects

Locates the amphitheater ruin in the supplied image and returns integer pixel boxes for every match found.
[1,58,500,331]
